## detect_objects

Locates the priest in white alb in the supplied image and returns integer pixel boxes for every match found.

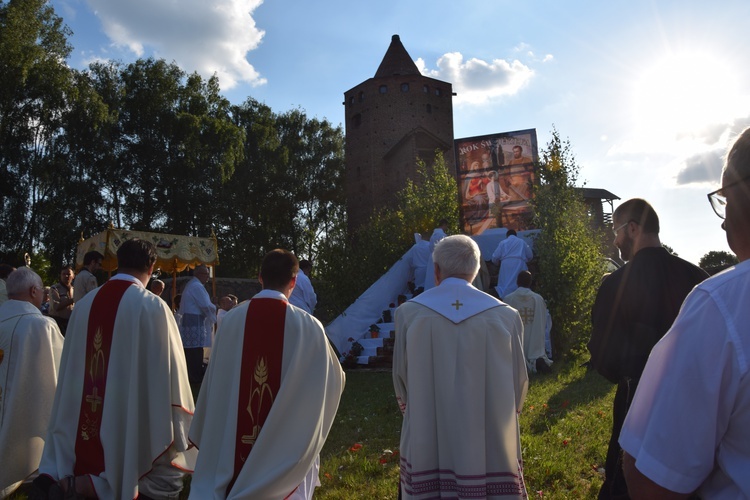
[189,249,345,500]
[33,239,195,500]
[503,270,553,373]
[0,267,64,498]
[491,229,533,299]
[393,235,529,499]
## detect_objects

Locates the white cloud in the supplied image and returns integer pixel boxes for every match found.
[86,0,266,89]
[415,52,533,105]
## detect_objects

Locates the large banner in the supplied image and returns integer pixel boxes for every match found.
[454,129,538,235]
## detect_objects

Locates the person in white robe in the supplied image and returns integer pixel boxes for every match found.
[0,268,63,498]
[503,270,553,373]
[288,259,317,314]
[34,239,195,500]
[428,219,449,253]
[178,264,216,383]
[491,229,533,299]
[393,235,528,499]
[409,234,431,291]
[189,249,345,500]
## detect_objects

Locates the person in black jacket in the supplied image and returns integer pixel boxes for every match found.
[588,198,708,500]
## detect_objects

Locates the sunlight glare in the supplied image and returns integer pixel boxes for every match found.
[632,52,739,140]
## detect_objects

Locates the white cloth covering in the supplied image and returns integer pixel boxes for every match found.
[189,289,345,500]
[179,276,216,348]
[0,300,63,498]
[503,287,552,372]
[491,235,533,298]
[393,278,528,499]
[288,269,317,314]
[620,260,750,499]
[38,274,196,500]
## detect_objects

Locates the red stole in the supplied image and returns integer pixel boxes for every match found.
[226,298,286,496]
[74,280,133,476]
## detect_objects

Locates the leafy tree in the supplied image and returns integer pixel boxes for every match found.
[0,0,74,257]
[532,128,605,356]
[317,151,459,320]
[699,250,738,272]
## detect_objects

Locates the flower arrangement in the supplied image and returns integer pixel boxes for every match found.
[341,338,364,367]
[369,324,381,338]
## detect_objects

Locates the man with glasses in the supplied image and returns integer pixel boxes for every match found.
[587,198,707,500]
[621,129,750,498]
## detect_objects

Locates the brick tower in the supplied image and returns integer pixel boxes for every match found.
[343,34,456,231]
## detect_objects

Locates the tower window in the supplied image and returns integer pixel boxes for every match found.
[435,88,442,96]
[379,85,388,94]
[349,96,354,105]
[401,83,409,92]
[353,113,362,127]
[358,91,365,102]
[423,84,429,93]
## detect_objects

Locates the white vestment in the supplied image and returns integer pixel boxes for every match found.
[393,278,528,499]
[39,274,196,499]
[288,269,317,314]
[0,300,63,498]
[409,240,431,289]
[503,287,552,372]
[179,276,217,348]
[189,289,345,500]
[491,235,533,298]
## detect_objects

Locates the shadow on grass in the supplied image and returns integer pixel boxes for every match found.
[525,356,613,435]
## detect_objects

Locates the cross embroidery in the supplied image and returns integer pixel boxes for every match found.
[86,386,103,412]
[451,300,463,310]
[518,307,534,325]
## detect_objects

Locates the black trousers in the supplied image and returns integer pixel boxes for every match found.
[183,347,205,384]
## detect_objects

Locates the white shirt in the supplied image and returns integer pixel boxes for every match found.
[410,240,431,289]
[620,259,750,499]
[289,269,317,314]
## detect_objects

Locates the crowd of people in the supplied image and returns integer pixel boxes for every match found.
[1,127,749,499]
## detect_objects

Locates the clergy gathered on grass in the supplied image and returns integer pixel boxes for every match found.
[2,128,750,499]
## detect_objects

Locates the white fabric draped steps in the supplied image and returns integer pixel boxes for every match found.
[325,228,539,366]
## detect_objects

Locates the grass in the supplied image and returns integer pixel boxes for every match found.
[316,349,615,499]
[10,351,615,499]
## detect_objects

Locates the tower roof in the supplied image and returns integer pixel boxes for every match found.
[374,35,421,78]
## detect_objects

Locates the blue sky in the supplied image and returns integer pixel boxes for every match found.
[51,0,750,264]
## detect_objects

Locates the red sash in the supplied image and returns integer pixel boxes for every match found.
[74,280,133,476]
[226,298,286,496]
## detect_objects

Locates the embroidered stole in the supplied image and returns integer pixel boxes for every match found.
[73,280,133,476]
[226,298,286,496]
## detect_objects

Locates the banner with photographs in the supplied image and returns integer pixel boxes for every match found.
[454,129,538,235]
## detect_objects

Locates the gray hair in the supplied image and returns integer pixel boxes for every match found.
[433,235,480,280]
[6,267,43,297]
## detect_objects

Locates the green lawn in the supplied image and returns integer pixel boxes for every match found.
[317,351,615,499]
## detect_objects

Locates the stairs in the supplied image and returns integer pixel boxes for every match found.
[351,322,395,368]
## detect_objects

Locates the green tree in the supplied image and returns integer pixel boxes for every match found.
[532,128,605,355]
[699,250,738,272]
[0,0,74,257]
[317,150,459,320]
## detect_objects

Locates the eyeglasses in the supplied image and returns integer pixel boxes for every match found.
[612,221,632,236]
[707,175,750,219]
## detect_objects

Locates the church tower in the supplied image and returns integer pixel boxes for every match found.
[343,34,456,231]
